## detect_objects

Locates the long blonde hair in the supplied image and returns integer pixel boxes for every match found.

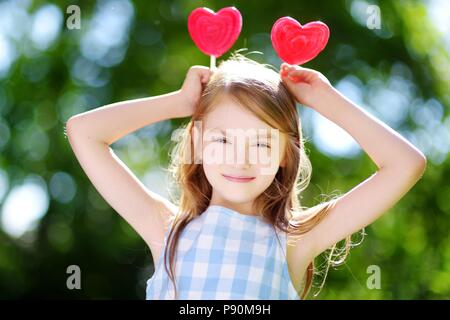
[162,50,363,299]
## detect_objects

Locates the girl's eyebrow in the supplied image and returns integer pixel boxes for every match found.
[209,128,275,138]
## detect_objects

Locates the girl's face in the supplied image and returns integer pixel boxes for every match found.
[200,96,287,213]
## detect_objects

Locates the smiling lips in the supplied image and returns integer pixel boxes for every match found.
[222,174,255,183]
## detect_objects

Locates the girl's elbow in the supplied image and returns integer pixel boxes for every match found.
[66,115,84,135]
[411,152,427,178]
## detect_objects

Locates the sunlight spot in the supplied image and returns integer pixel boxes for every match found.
[1,175,49,238]
[30,4,63,50]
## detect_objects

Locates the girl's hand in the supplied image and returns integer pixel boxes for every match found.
[178,65,215,118]
[280,62,332,108]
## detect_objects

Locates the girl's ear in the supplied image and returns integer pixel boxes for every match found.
[280,156,286,168]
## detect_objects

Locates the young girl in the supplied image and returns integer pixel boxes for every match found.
[66,52,426,300]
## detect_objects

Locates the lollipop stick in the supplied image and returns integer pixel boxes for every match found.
[210,55,216,70]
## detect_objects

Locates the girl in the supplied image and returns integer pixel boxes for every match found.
[66,52,426,300]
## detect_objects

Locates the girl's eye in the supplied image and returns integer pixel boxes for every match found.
[212,137,229,144]
[212,137,271,148]
[256,142,271,149]
[252,140,271,148]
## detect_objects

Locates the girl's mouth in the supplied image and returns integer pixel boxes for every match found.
[222,174,256,183]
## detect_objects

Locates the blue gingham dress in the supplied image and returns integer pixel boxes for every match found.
[146,205,301,300]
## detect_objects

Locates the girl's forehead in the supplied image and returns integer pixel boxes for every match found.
[204,127,279,138]
[203,119,277,136]
[202,96,285,142]
[206,98,249,116]
[204,101,267,130]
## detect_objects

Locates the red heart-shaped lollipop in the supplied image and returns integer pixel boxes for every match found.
[271,17,330,65]
[188,7,242,58]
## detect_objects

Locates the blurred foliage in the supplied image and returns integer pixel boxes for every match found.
[0,0,449,299]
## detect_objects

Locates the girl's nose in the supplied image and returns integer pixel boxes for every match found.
[232,140,251,168]
[236,146,250,167]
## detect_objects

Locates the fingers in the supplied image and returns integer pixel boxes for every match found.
[201,68,214,83]
[280,64,318,84]
[289,76,302,83]
[188,65,214,84]
[280,65,302,83]
[280,64,296,78]
[285,75,301,83]
[281,64,305,75]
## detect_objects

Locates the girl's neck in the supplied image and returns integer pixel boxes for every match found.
[208,200,257,217]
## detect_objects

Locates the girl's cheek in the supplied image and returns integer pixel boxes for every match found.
[248,146,270,165]
[251,152,278,178]
[203,142,234,165]
[203,144,223,165]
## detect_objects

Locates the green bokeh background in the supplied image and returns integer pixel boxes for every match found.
[0,0,449,299]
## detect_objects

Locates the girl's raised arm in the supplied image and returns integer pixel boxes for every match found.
[280,63,427,262]
[65,66,213,259]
